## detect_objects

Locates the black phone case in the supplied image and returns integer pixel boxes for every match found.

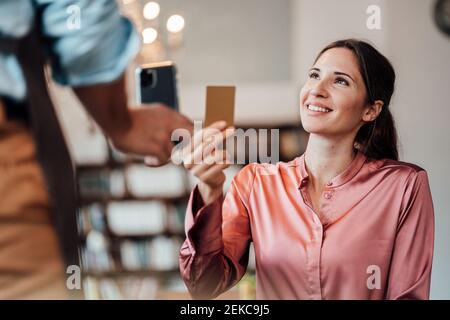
[138,63,179,110]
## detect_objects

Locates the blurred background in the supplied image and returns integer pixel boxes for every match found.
[47,0,450,299]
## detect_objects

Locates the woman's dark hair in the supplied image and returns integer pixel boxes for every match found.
[315,39,398,161]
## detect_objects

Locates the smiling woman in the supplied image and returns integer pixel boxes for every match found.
[179,39,435,300]
[300,39,397,161]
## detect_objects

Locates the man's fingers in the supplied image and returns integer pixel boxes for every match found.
[161,104,194,134]
[144,156,160,166]
[174,114,194,135]
[164,137,175,159]
[145,139,170,165]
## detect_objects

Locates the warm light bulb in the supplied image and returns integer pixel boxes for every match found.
[142,28,158,44]
[143,2,160,20]
[167,14,185,33]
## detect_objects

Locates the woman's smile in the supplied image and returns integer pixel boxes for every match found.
[305,102,333,115]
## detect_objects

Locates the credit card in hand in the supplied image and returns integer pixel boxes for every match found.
[204,86,235,128]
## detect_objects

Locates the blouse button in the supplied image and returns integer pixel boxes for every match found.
[324,192,333,199]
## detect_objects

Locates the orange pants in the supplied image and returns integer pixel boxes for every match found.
[0,100,67,299]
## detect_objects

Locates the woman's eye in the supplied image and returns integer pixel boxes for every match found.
[335,77,349,86]
[309,72,319,80]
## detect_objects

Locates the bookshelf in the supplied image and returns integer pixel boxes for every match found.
[75,123,307,300]
[76,146,189,299]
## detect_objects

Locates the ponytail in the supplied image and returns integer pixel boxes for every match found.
[355,107,398,161]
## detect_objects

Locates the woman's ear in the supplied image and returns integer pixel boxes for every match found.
[362,100,384,122]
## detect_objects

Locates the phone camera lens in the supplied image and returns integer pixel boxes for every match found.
[142,69,156,88]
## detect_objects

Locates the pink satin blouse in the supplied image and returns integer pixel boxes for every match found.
[179,151,435,299]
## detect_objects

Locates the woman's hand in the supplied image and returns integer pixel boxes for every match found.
[180,121,235,206]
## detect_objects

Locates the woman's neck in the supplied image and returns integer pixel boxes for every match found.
[304,133,357,190]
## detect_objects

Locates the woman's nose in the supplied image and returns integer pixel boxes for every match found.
[310,80,328,98]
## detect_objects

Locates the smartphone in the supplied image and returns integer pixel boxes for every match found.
[135,61,179,110]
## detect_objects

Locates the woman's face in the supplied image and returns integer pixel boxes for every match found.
[299,47,370,137]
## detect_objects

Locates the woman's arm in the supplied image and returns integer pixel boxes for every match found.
[386,170,435,299]
[180,163,255,299]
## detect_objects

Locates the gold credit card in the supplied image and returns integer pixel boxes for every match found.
[204,86,235,127]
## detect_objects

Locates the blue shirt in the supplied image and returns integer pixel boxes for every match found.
[0,0,141,100]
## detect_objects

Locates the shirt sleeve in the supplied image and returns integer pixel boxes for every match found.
[179,164,255,299]
[37,0,140,86]
[386,169,435,299]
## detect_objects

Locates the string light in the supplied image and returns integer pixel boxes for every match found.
[166,14,185,33]
[143,2,160,20]
[142,27,158,44]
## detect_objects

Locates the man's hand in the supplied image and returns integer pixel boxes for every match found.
[110,104,193,164]
[74,74,193,165]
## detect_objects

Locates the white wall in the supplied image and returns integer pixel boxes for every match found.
[290,0,450,299]
[385,0,450,299]
[137,0,299,125]
[290,0,388,84]
[155,0,292,84]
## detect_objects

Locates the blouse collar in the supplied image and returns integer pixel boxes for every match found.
[292,150,367,189]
